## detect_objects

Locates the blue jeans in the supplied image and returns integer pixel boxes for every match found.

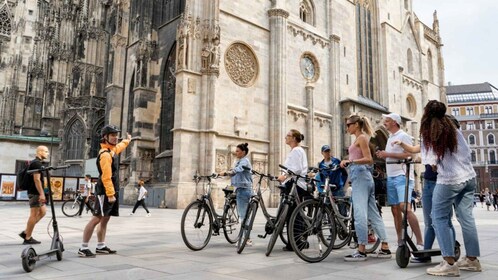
[236,188,252,222]
[432,178,480,257]
[422,179,436,250]
[349,165,387,245]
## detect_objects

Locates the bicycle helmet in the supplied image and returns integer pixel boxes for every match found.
[101,125,121,137]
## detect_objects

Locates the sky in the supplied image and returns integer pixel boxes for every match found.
[413,0,497,87]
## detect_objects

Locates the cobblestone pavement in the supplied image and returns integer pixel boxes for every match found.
[1,202,497,279]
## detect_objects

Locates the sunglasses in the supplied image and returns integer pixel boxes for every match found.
[346,122,356,128]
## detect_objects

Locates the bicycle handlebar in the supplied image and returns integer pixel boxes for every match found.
[27,165,70,174]
[192,173,220,181]
[308,164,341,173]
[242,166,278,181]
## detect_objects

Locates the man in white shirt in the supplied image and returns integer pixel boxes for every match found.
[376,113,423,247]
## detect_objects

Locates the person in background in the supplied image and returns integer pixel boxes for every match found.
[314,145,348,197]
[224,143,253,246]
[19,146,49,244]
[130,180,151,217]
[77,174,94,216]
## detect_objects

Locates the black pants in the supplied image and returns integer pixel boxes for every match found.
[77,196,93,215]
[282,182,310,250]
[132,199,149,213]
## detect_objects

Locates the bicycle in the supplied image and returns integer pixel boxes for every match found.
[265,164,312,257]
[180,173,240,251]
[61,191,94,217]
[237,167,280,254]
[288,164,380,263]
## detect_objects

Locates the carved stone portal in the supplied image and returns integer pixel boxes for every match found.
[224,42,258,87]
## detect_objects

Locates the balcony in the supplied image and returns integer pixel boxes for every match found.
[480,113,498,119]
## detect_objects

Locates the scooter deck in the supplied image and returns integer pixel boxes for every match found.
[411,248,444,258]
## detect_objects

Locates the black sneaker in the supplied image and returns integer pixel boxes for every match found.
[96,246,117,254]
[344,250,368,262]
[19,231,26,240]
[372,248,392,259]
[23,237,41,245]
[78,248,96,258]
[411,256,432,263]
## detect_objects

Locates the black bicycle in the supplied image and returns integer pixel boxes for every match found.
[288,164,380,263]
[61,191,94,217]
[237,167,280,254]
[180,173,240,251]
[265,164,311,257]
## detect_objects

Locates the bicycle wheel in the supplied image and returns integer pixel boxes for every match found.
[61,200,81,217]
[265,203,289,256]
[237,202,258,254]
[223,199,240,244]
[333,201,353,249]
[364,222,381,254]
[181,200,213,251]
[289,199,335,263]
[280,223,289,246]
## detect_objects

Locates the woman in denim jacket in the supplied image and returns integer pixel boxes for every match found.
[225,143,253,245]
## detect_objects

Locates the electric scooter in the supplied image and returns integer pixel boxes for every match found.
[387,158,461,268]
[21,165,69,272]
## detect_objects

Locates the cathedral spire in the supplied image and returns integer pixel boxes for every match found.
[433,10,439,34]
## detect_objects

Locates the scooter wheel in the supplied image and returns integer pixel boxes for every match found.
[56,241,64,261]
[454,240,461,261]
[396,245,410,268]
[21,248,37,272]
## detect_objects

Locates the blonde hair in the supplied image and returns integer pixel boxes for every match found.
[138,180,144,186]
[347,115,376,137]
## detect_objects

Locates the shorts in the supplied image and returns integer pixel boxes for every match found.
[93,193,119,217]
[28,194,45,208]
[387,175,414,205]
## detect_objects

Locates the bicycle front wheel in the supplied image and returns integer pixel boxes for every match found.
[223,199,240,244]
[333,201,353,249]
[265,203,289,257]
[181,201,213,251]
[237,201,258,254]
[289,199,336,263]
[61,200,81,217]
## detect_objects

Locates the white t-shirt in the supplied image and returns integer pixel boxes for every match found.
[283,146,308,190]
[385,129,414,179]
[82,181,91,196]
[138,186,148,201]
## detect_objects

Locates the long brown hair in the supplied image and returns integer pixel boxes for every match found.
[347,115,376,137]
[420,100,457,160]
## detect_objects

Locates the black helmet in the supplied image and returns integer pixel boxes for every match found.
[101,125,121,137]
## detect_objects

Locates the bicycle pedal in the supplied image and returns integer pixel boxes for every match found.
[257,234,267,239]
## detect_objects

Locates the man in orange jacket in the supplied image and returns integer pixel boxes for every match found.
[78,125,131,257]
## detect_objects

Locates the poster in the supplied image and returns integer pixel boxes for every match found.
[0,175,16,199]
[64,178,78,200]
[49,177,64,201]
[16,190,29,200]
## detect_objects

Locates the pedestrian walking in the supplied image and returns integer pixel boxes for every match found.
[130,180,150,217]
[77,174,94,216]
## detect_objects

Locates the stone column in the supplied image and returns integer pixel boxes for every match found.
[267,8,289,177]
[330,34,341,156]
[306,83,314,166]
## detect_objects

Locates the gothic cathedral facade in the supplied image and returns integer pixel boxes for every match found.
[0,0,444,208]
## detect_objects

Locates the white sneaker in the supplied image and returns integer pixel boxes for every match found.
[129,213,134,216]
[246,239,253,247]
[426,260,460,277]
[146,213,151,217]
[455,257,482,272]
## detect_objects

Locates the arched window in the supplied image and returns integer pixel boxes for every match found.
[471,151,476,163]
[0,3,12,36]
[490,150,496,164]
[90,119,104,158]
[488,134,495,145]
[66,119,85,160]
[356,0,379,101]
[160,44,176,152]
[407,49,413,73]
[299,0,314,26]
[468,134,476,145]
[427,49,434,82]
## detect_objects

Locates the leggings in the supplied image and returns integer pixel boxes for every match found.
[132,199,149,213]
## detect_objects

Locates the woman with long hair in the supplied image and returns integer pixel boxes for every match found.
[421,100,481,276]
[340,115,391,261]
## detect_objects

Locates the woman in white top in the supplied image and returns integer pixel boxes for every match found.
[421,100,481,276]
[277,129,308,251]
[130,180,150,217]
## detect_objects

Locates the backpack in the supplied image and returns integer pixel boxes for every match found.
[16,161,31,191]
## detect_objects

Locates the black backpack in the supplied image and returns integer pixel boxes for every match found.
[16,161,32,191]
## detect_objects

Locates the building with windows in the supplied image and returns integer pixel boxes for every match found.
[447,82,498,191]
[1,0,445,207]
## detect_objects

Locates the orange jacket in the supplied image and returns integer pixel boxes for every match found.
[98,139,130,197]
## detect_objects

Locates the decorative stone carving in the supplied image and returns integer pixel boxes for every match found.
[215,151,228,174]
[402,76,422,91]
[267,8,289,18]
[287,109,307,122]
[288,25,330,49]
[314,116,332,128]
[224,42,258,87]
